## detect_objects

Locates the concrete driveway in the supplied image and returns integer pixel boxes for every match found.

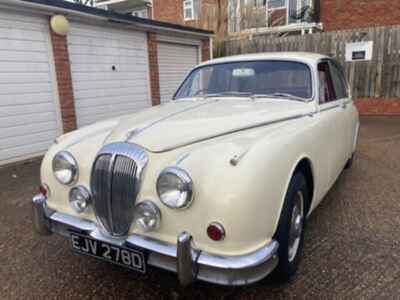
[1,116,400,299]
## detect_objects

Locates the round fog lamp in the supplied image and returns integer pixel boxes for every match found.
[134,201,161,232]
[69,186,91,213]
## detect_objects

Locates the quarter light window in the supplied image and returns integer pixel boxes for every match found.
[318,62,336,104]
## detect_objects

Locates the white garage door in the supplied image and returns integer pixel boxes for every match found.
[0,11,61,165]
[158,42,199,103]
[68,23,151,127]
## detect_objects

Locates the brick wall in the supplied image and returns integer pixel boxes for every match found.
[147,32,161,106]
[355,98,400,116]
[153,0,220,31]
[153,0,183,25]
[321,0,400,31]
[49,22,77,133]
[201,39,211,61]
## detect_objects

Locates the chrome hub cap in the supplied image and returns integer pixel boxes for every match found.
[288,190,304,262]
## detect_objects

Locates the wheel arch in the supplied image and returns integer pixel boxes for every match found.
[285,156,315,218]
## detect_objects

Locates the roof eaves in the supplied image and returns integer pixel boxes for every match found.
[19,0,214,36]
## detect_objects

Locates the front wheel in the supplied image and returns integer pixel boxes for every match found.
[272,172,308,282]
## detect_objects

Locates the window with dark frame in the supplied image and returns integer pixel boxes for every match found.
[329,61,348,100]
[318,62,336,104]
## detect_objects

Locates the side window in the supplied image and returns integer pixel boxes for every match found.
[318,62,336,104]
[329,61,348,99]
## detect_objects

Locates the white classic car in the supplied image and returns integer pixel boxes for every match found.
[33,52,359,286]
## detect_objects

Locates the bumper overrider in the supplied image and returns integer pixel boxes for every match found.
[32,193,279,286]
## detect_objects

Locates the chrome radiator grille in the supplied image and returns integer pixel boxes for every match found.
[90,143,148,237]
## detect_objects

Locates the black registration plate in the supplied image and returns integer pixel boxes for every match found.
[70,233,146,273]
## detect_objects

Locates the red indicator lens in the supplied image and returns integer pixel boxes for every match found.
[207,222,225,241]
[39,185,48,197]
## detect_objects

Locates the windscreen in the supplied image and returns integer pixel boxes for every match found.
[174,60,313,100]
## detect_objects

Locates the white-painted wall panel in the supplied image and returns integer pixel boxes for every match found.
[157,42,199,102]
[0,10,61,165]
[68,22,151,127]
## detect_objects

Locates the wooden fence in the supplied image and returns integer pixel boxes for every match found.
[220,26,400,99]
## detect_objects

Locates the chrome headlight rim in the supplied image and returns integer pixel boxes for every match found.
[52,151,79,185]
[156,166,193,209]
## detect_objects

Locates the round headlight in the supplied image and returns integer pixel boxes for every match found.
[134,200,161,232]
[69,186,91,213]
[52,151,78,185]
[156,167,193,209]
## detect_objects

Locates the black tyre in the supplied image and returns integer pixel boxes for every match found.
[272,172,309,282]
[344,153,355,169]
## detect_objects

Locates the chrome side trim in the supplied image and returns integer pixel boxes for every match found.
[319,103,340,112]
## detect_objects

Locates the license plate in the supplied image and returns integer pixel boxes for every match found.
[70,233,146,273]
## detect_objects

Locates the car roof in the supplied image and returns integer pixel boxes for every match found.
[199,52,330,67]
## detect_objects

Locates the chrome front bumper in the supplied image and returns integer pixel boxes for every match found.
[32,194,279,286]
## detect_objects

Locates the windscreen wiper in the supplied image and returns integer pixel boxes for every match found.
[204,91,253,98]
[251,93,308,102]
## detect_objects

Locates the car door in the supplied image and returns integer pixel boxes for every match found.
[317,61,348,188]
[329,60,355,157]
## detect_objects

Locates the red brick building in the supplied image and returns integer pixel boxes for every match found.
[97,0,400,38]
[96,0,399,115]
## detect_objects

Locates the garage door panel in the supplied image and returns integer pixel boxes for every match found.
[158,42,198,103]
[0,130,57,150]
[70,63,146,73]
[69,53,146,65]
[0,93,53,106]
[0,141,53,162]
[0,28,46,42]
[0,83,52,95]
[69,45,142,57]
[0,103,56,117]
[72,71,146,82]
[0,61,50,73]
[74,78,147,91]
[0,72,51,84]
[0,50,48,62]
[0,39,46,52]
[75,86,148,100]
[0,112,56,128]
[0,121,57,139]
[0,12,55,164]
[69,22,151,127]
